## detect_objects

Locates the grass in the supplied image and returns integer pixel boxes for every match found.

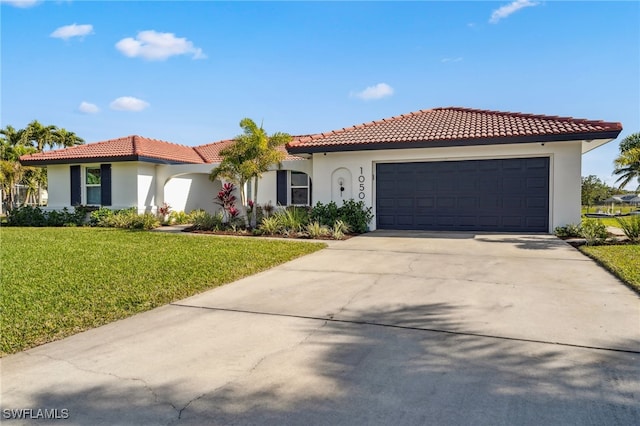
[579,244,640,293]
[582,205,637,215]
[0,227,325,356]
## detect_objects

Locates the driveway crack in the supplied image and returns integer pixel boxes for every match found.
[22,351,180,415]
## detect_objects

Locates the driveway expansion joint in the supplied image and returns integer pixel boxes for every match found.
[169,303,640,355]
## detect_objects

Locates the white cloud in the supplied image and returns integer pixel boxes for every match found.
[490,0,539,24]
[351,83,394,101]
[78,101,99,114]
[115,30,206,61]
[441,57,463,63]
[0,0,40,8]
[50,24,94,40]
[109,97,149,112]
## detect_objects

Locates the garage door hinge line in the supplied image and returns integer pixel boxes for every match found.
[169,303,640,355]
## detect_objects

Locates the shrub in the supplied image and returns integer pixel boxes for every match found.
[309,201,340,227]
[274,207,308,233]
[306,221,330,239]
[90,207,115,227]
[554,223,582,238]
[168,210,190,225]
[260,216,281,235]
[191,210,224,231]
[339,199,373,234]
[309,200,372,234]
[157,202,171,217]
[6,206,84,227]
[616,215,640,243]
[581,219,608,245]
[6,205,47,226]
[46,208,85,227]
[331,219,350,240]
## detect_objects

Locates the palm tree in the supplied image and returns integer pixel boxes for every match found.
[0,160,24,211]
[54,128,85,147]
[1,125,28,161]
[209,118,291,226]
[613,147,640,191]
[25,120,58,152]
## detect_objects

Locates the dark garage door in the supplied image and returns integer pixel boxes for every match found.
[376,158,549,232]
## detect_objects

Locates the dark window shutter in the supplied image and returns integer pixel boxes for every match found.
[309,177,312,205]
[276,170,287,206]
[100,164,112,206]
[70,165,81,206]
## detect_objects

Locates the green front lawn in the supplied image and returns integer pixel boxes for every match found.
[0,227,325,356]
[579,244,640,293]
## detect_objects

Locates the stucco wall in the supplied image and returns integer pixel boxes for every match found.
[111,163,139,209]
[310,141,583,232]
[45,165,71,210]
[137,163,157,213]
[164,173,222,214]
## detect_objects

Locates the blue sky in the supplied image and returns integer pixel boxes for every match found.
[2,0,638,188]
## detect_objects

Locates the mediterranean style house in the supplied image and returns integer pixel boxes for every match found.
[20,107,622,232]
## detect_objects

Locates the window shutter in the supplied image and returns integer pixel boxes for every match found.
[276,170,287,206]
[70,165,81,206]
[309,177,312,205]
[101,164,112,206]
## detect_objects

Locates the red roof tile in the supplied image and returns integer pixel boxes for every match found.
[20,135,207,165]
[287,107,622,153]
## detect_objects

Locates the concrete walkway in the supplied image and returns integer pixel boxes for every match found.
[2,232,639,425]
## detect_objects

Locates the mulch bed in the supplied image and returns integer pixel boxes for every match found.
[184,227,355,241]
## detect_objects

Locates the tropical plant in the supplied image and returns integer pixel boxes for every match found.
[309,201,341,227]
[215,182,238,223]
[167,210,190,225]
[190,210,224,231]
[613,132,640,191]
[615,215,640,243]
[580,219,609,245]
[338,200,373,233]
[306,221,330,239]
[618,132,640,153]
[613,147,640,191]
[0,160,24,210]
[554,223,582,238]
[331,220,350,240]
[209,118,291,227]
[53,128,84,148]
[259,216,282,235]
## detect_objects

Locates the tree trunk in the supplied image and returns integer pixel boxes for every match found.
[251,176,259,228]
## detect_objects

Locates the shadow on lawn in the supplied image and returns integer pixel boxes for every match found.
[20,303,640,425]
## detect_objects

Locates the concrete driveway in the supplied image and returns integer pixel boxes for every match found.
[2,232,639,425]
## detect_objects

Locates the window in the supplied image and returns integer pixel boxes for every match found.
[290,171,310,205]
[85,167,101,205]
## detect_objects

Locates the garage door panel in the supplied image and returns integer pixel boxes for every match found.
[376,158,549,232]
[437,197,456,208]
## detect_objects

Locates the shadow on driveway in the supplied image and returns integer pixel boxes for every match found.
[23,303,640,425]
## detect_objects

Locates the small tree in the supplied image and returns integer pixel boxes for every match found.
[581,175,614,213]
[209,118,291,227]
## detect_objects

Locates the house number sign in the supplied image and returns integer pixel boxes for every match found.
[358,167,366,200]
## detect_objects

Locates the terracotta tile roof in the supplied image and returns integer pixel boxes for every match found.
[20,135,207,165]
[287,107,623,153]
[196,138,307,162]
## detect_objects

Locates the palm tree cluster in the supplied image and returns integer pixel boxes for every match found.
[209,118,291,227]
[0,120,84,211]
[614,132,640,192]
